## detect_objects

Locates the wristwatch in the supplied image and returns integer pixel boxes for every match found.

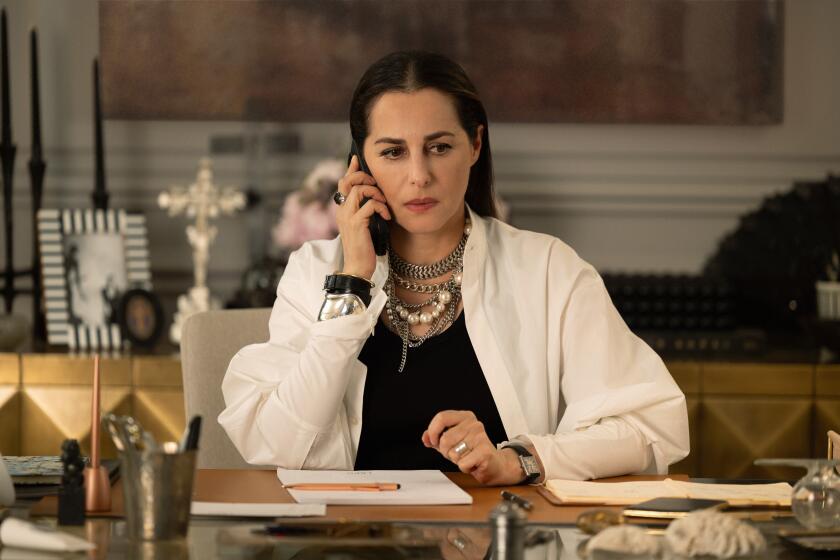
[503,443,541,484]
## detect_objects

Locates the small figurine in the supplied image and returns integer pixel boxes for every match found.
[58,439,85,525]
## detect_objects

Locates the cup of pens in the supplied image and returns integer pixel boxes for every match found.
[103,413,202,541]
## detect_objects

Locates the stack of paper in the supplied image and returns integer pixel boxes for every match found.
[544,478,792,507]
[191,502,326,518]
[277,469,473,505]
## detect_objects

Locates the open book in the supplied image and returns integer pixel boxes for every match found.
[544,478,792,507]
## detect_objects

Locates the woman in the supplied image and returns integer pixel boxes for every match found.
[219,51,689,485]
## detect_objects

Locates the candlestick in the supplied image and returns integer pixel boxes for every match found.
[29,27,46,343]
[30,29,40,159]
[84,354,111,512]
[92,59,108,210]
[0,7,17,314]
[1,9,10,145]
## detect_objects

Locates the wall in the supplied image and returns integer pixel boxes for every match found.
[1,0,839,342]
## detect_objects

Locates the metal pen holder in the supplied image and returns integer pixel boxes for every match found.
[120,447,197,541]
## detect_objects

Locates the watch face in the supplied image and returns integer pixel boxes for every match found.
[520,455,540,476]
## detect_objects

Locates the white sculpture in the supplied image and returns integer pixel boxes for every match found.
[665,509,766,558]
[159,158,245,343]
[584,525,662,557]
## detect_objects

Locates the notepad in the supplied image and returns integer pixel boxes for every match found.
[544,478,792,507]
[277,469,473,505]
[191,501,326,518]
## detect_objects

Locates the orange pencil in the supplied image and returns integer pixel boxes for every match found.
[284,482,401,492]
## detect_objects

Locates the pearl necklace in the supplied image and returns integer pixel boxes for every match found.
[385,219,471,373]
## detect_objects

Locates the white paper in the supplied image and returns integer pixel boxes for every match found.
[0,518,95,552]
[191,501,326,518]
[277,469,473,505]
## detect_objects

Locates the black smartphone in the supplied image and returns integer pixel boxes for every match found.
[348,140,389,256]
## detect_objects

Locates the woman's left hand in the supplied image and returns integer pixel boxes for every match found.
[422,410,523,486]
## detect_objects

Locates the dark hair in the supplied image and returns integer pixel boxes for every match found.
[349,51,497,219]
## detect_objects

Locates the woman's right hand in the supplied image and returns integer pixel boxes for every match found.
[336,155,392,281]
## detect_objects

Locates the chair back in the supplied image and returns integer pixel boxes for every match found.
[180,308,271,468]
[829,430,840,460]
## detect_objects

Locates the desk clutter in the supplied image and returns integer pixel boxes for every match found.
[103,412,202,541]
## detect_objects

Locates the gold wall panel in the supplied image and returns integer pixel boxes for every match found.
[21,355,131,385]
[666,362,701,395]
[700,397,811,480]
[3,355,836,481]
[816,365,840,397]
[133,389,186,444]
[20,386,131,458]
[670,397,700,477]
[814,399,840,459]
[703,363,813,396]
[0,353,19,383]
[0,386,20,455]
[133,356,182,387]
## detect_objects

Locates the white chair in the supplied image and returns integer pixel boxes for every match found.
[0,453,14,506]
[180,308,272,469]
[828,430,840,460]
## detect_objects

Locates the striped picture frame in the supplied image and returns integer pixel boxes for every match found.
[37,209,152,350]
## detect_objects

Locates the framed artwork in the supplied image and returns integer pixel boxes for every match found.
[101,0,783,124]
[116,288,164,349]
[37,209,152,351]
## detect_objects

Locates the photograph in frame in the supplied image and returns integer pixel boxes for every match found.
[37,209,152,350]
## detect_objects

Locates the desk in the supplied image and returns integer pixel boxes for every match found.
[12,470,808,559]
[29,470,683,524]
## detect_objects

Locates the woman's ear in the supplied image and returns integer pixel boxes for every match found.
[470,124,484,166]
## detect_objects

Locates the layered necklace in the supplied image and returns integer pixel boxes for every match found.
[384,218,471,373]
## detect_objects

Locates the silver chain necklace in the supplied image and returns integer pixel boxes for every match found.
[384,220,471,372]
[389,234,467,280]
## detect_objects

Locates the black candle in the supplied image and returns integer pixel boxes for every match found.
[29,26,47,341]
[92,58,108,210]
[30,29,40,160]
[0,7,14,314]
[1,9,10,145]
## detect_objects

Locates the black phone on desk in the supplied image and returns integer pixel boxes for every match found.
[348,140,389,256]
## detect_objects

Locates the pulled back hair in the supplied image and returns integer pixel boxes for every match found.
[349,51,498,219]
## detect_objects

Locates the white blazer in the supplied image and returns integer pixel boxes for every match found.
[218,206,689,480]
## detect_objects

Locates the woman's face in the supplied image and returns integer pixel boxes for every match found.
[363,88,483,235]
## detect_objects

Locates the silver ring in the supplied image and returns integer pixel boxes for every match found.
[333,191,346,205]
[452,441,470,457]
[451,535,469,551]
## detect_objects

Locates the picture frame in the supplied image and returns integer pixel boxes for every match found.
[116,288,164,349]
[37,209,152,350]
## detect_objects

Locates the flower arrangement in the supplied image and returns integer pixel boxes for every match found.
[272,159,345,252]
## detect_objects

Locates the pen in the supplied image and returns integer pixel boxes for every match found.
[501,490,533,511]
[180,415,202,452]
[284,483,401,492]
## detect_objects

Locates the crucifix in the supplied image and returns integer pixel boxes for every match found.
[159,158,245,343]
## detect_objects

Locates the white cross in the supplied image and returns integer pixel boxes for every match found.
[158,158,245,290]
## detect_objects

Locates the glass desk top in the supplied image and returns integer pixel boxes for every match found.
[0,512,829,560]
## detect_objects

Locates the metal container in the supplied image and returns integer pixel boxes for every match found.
[121,448,197,541]
[489,501,527,560]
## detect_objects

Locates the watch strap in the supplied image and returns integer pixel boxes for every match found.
[503,443,540,484]
[323,274,372,306]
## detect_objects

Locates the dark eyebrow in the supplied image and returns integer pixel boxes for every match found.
[373,131,455,145]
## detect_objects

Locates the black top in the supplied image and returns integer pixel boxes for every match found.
[354,313,508,471]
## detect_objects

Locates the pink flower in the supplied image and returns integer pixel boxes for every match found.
[272,192,338,251]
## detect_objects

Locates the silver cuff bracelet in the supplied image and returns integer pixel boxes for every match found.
[317,293,367,321]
